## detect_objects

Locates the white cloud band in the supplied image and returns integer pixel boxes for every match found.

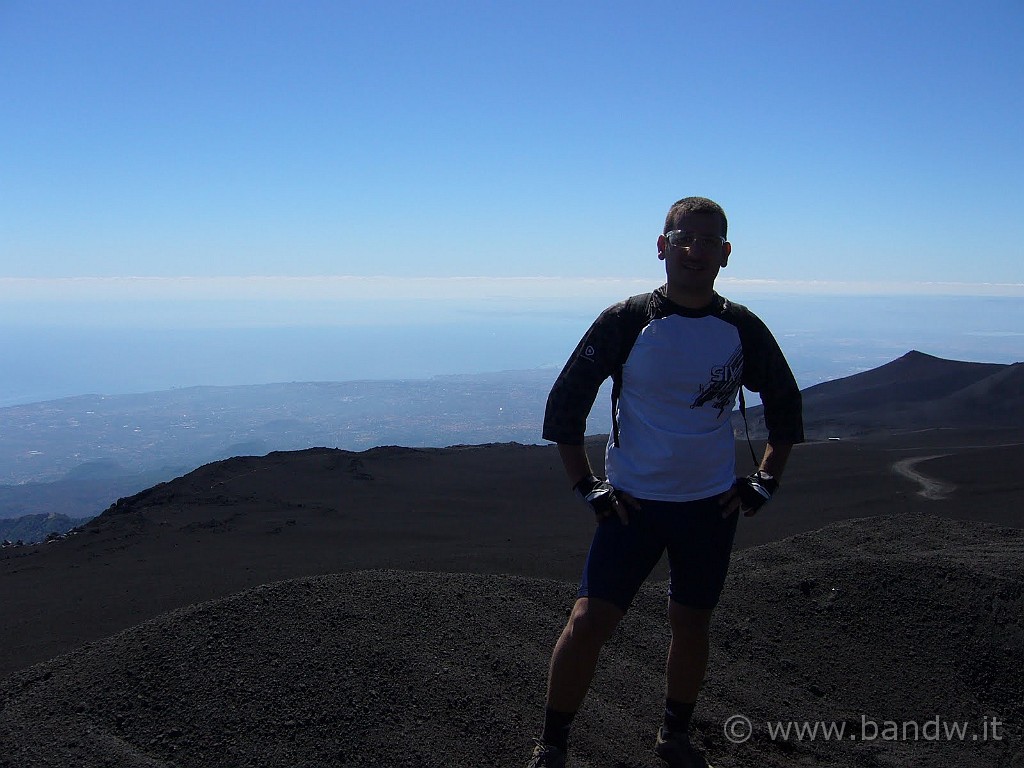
[2,275,1023,301]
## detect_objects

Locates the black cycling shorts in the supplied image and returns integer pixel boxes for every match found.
[578,495,739,611]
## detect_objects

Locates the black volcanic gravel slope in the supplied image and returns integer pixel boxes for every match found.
[4,428,1021,681]
[1,514,1022,768]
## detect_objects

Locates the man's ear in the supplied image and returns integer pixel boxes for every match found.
[657,233,667,260]
[720,241,732,267]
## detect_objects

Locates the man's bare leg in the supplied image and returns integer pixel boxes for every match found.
[651,602,716,765]
[546,596,625,712]
[527,597,624,765]
[666,602,713,703]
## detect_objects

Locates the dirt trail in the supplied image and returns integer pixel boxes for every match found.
[892,454,956,500]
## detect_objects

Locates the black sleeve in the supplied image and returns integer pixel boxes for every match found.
[542,300,633,445]
[736,309,805,444]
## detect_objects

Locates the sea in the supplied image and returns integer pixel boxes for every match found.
[2,294,1021,408]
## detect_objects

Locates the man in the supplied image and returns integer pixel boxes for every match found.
[526,197,804,768]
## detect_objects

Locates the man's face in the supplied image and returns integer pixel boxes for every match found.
[657,212,731,296]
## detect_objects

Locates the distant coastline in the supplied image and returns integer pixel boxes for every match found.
[2,293,1021,407]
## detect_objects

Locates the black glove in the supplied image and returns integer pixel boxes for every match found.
[736,470,779,513]
[573,474,617,520]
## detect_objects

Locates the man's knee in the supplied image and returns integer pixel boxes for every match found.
[668,601,713,640]
[564,597,624,646]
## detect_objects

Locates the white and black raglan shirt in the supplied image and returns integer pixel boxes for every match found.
[543,287,804,502]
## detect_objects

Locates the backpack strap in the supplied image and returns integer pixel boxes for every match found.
[610,292,655,447]
[737,387,760,468]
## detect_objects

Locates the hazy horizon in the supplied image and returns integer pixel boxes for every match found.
[4,292,1021,408]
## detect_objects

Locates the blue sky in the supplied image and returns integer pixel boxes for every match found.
[1,1,1022,300]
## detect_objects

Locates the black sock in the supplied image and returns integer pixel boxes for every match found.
[541,707,575,752]
[664,698,695,734]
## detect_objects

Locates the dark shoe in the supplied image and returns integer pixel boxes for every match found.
[526,738,566,768]
[654,726,711,768]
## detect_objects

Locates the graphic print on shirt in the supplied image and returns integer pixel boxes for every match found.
[691,344,743,415]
